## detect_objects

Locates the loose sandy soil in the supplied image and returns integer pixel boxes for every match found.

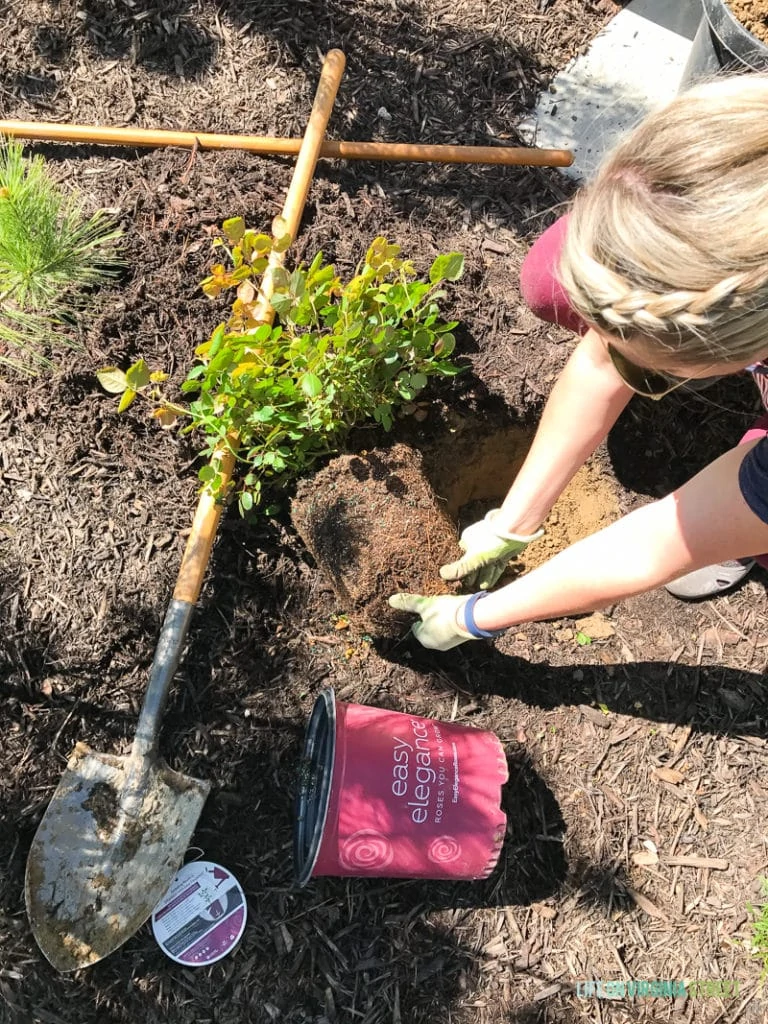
[729,0,768,45]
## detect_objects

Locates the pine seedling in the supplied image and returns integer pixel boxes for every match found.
[0,136,122,372]
[0,306,56,373]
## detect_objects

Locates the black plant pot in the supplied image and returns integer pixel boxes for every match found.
[680,0,768,88]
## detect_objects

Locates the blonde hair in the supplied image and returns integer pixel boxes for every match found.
[559,74,768,367]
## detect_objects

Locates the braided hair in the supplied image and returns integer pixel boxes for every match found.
[559,75,768,366]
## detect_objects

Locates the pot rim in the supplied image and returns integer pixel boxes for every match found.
[294,687,337,887]
[702,0,768,60]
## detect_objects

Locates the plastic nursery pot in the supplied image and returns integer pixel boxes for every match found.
[294,689,509,885]
[680,0,768,88]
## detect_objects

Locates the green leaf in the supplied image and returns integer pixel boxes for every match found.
[270,293,293,316]
[208,324,226,359]
[434,332,455,357]
[410,371,428,391]
[397,377,416,400]
[301,372,322,398]
[251,323,272,343]
[289,269,306,299]
[374,404,393,430]
[270,266,291,290]
[576,631,592,646]
[198,464,216,483]
[222,217,245,244]
[125,358,151,390]
[117,387,137,412]
[434,362,465,377]
[412,328,432,351]
[252,233,273,254]
[429,252,465,284]
[239,489,254,511]
[97,367,128,394]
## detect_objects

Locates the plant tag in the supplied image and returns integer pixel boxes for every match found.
[151,860,246,966]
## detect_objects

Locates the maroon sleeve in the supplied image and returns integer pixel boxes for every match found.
[519,214,588,336]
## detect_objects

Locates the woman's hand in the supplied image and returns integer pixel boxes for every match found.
[388,593,475,650]
[439,511,543,590]
[392,439,768,650]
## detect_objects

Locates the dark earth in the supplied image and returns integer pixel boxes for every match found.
[2,2,768,1023]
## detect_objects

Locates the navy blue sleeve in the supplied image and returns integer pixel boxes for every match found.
[739,437,768,524]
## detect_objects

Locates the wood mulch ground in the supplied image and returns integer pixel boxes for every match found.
[2,1,768,1023]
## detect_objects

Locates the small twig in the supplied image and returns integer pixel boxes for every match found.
[51,699,81,756]
[664,855,729,871]
[626,886,669,922]
[179,137,200,186]
[708,602,750,642]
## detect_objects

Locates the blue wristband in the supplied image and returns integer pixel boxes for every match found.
[463,592,506,639]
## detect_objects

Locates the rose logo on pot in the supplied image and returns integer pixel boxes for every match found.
[339,829,395,871]
[427,835,462,864]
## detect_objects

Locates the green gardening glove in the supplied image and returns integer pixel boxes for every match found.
[439,509,544,590]
[388,593,475,651]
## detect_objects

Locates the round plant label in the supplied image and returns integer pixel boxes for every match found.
[151,861,246,966]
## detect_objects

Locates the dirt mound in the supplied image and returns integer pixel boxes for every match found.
[292,443,460,635]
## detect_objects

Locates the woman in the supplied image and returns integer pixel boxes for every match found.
[389,74,768,650]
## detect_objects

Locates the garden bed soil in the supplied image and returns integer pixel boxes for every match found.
[3,2,768,1024]
[728,0,768,44]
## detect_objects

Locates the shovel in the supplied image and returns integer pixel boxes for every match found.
[24,48,347,973]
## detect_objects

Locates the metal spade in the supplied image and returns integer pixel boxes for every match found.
[25,600,211,972]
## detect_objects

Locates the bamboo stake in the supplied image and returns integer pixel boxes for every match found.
[172,49,346,606]
[0,118,572,167]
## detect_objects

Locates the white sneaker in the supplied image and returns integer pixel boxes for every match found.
[665,559,756,600]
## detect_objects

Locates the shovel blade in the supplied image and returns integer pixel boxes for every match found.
[26,742,210,972]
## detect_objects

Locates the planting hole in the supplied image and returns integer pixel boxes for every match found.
[425,421,620,573]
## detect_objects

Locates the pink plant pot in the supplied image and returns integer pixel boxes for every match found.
[294,689,508,884]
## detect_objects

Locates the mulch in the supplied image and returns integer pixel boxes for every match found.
[2,2,768,1023]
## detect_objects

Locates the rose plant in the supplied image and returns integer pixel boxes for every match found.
[101,221,464,516]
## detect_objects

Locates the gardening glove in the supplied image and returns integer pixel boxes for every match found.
[440,509,544,590]
[389,593,476,651]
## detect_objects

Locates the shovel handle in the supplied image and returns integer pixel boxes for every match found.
[0,118,572,167]
[130,52,345,761]
[173,49,345,608]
